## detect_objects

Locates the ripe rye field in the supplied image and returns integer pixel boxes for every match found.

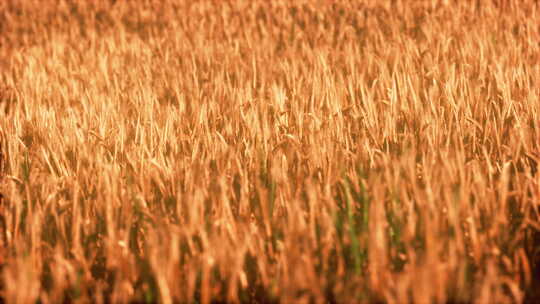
[1,0,539,303]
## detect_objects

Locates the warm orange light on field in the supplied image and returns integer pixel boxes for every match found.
[0,0,539,303]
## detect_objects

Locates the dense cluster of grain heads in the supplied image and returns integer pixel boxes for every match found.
[0,0,539,303]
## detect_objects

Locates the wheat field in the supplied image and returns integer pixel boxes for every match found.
[0,0,539,303]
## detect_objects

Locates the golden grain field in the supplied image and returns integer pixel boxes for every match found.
[0,0,539,303]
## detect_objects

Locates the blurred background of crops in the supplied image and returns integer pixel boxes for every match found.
[0,0,539,302]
